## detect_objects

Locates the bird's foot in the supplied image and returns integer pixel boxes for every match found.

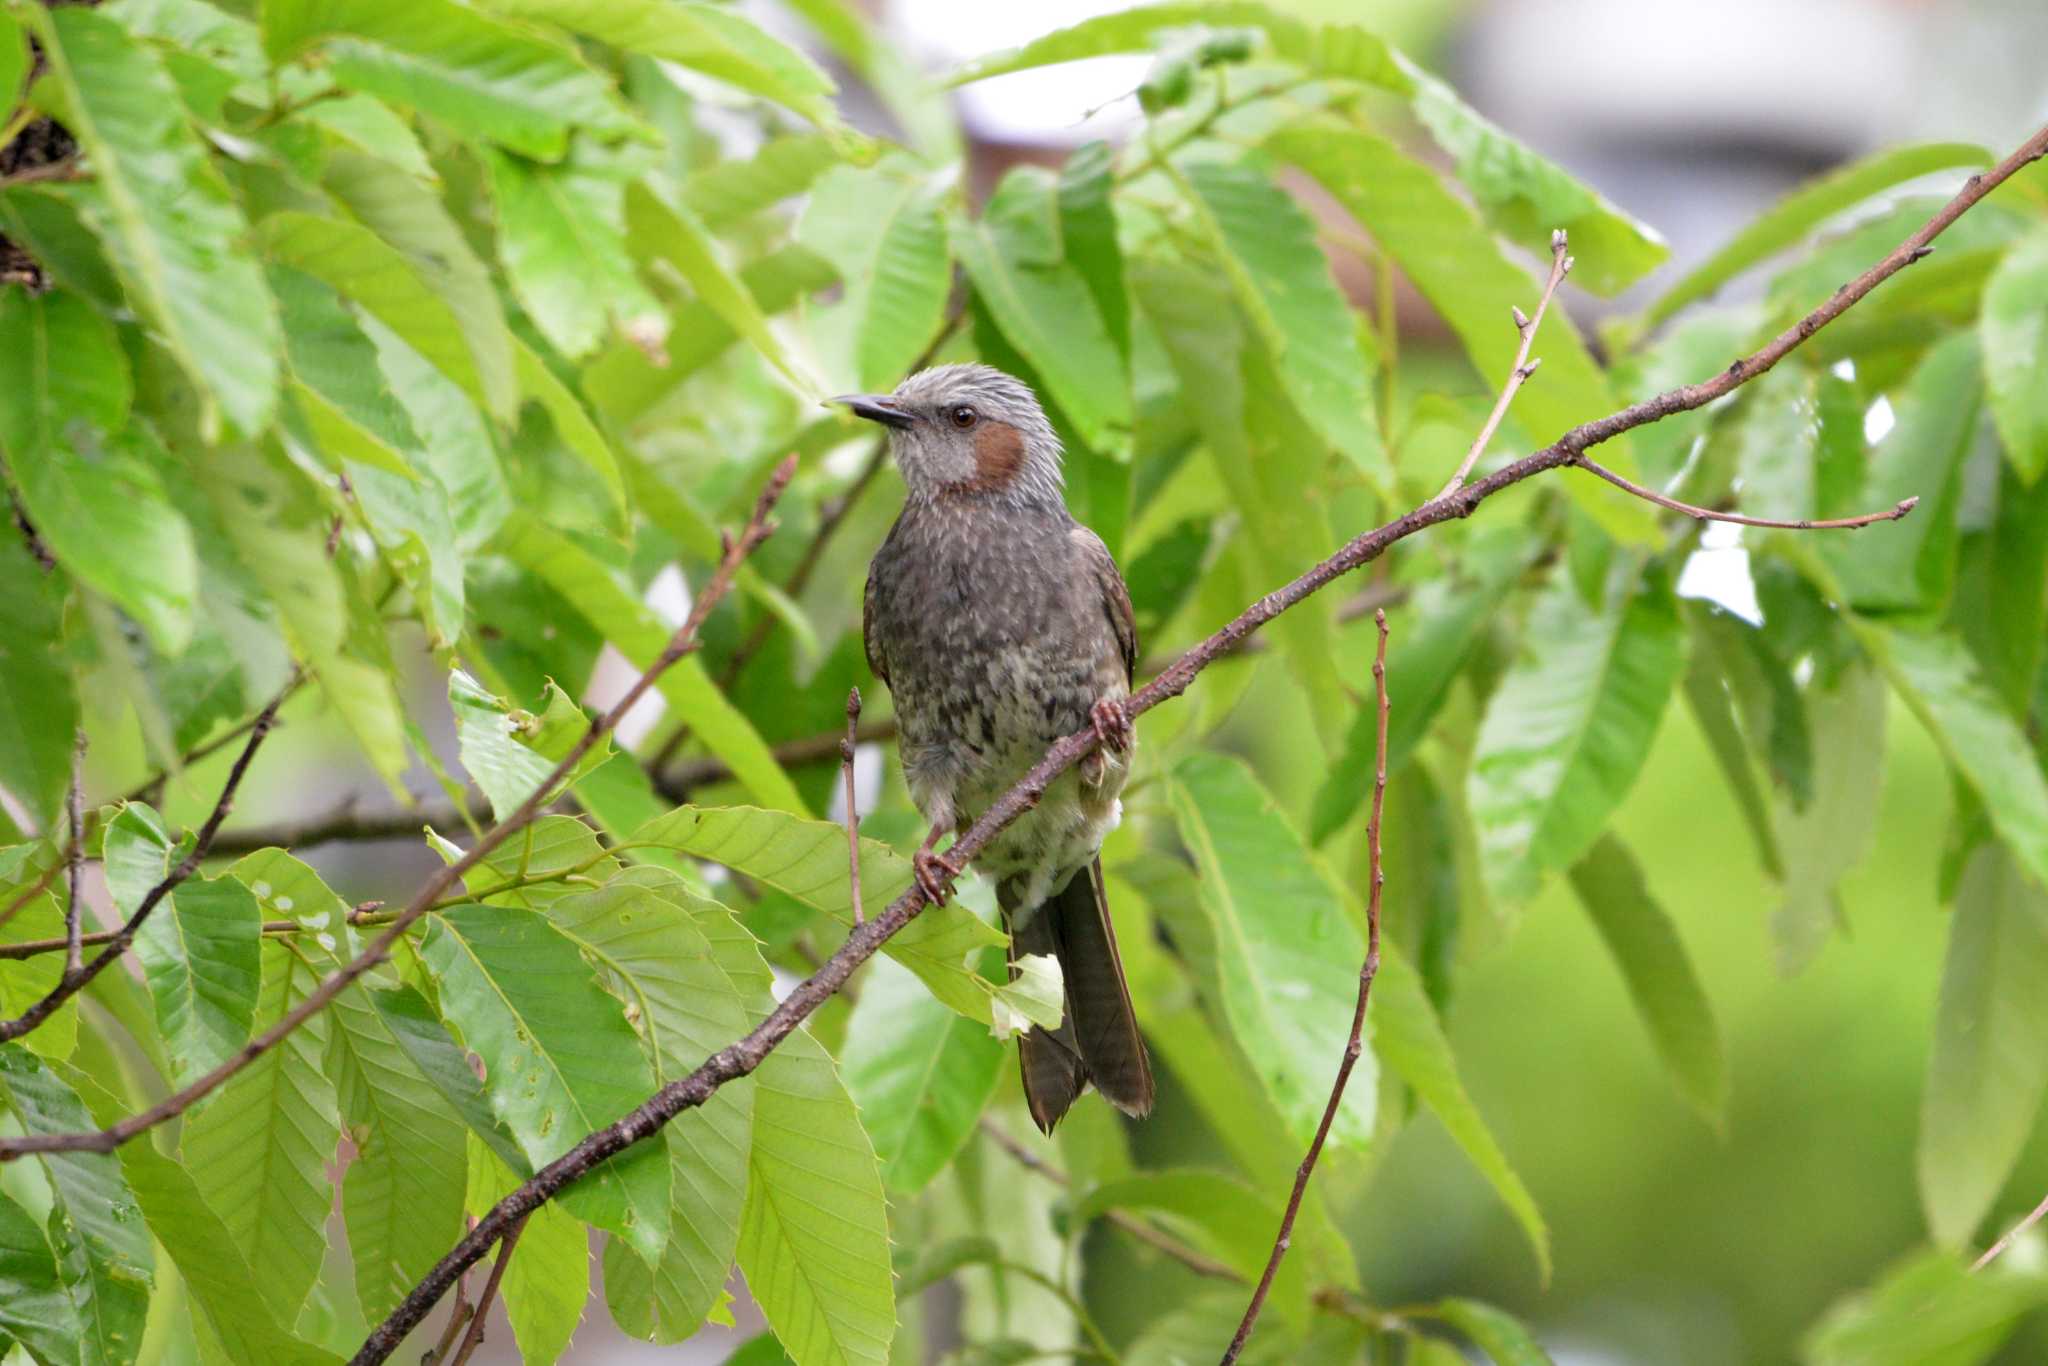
[1090,696,1134,754]
[913,847,962,905]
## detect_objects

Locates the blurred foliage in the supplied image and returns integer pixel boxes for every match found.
[1,1,2047,1364]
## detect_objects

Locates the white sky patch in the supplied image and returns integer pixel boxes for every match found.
[1676,520,1763,625]
[896,0,1147,145]
[824,742,887,824]
[1864,394,1896,444]
[583,562,692,750]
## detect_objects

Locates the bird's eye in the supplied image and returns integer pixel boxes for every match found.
[948,404,977,430]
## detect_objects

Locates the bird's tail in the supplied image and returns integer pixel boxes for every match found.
[1001,857,1154,1134]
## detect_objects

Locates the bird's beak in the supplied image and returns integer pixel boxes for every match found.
[829,394,916,430]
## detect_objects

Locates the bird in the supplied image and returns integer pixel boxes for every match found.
[840,363,1154,1134]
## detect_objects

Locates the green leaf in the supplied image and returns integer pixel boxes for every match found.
[262,0,638,161]
[1859,625,2048,890]
[0,1047,155,1366]
[626,804,1037,1030]
[134,874,261,1089]
[201,442,409,787]
[291,91,435,182]
[1825,333,1981,612]
[488,0,838,128]
[1271,122,1653,542]
[420,904,671,1260]
[0,533,80,828]
[696,905,894,1366]
[322,150,518,424]
[1568,835,1727,1123]
[511,336,627,525]
[0,289,197,656]
[371,985,528,1177]
[1766,662,1888,973]
[323,964,469,1324]
[798,159,954,392]
[465,1136,588,1366]
[0,12,22,109]
[1310,530,1533,842]
[1980,228,2048,483]
[1058,141,1130,362]
[547,870,753,1343]
[1165,753,1373,1147]
[32,6,279,435]
[0,1186,80,1366]
[360,313,511,552]
[1642,143,1993,332]
[0,848,79,1062]
[1174,157,1385,484]
[953,167,1131,452]
[117,1124,341,1365]
[179,941,338,1327]
[449,669,608,820]
[270,263,420,482]
[685,134,848,230]
[841,954,1004,1195]
[1469,570,1684,904]
[627,182,817,393]
[1803,1248,2048,1366]
[1400,60,1666,297]
[1680,645,1783,878]
[259,210,498,440]
[1435,1299,1555,1366]
[1373,944,1551,1280]
[499,515,806,814]
[1731,367,1822,523]
[1918,841,2048,1249]
[488,145,660,360]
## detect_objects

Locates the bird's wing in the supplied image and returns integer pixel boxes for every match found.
[862,560,890,688]
[1071,526,1137,685]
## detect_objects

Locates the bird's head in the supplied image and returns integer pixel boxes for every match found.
[832,363,1063,508]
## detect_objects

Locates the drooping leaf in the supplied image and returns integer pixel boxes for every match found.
[549,869,753,1344]
[261,0,639,160]
[511,335,628,525]
[0,290,197,655]
[1164,752,1373,1147]
[1271,122,1654,542]
[1979,227,2048,483]
[133,874,261,1089]
[360,312,512,553]
[1434,1299,1556,1366]
[1469,570,1684,905]
[0,536,81,828]
[798,159,954,392]
[1642,143,1994,332]
[686,134,848,229]
[33,6,279,434]
[420,904,671,1261]
[178,940,338,1327]
[953,167,1130,452]
[0,1047,156,1366]
[371,985,528,1177]
[1766,662,1888,973]
[448,669,608,820]
[0,1186,81,1366]
[1173,156,1385,485]
[1568,835,1727,1123]
[1918,841,2048,1249]
[841,954,1004,1195]
[1861,625,2048,889]
[489,144,661,361]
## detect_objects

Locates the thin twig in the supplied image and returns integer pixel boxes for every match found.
[62,730,87,979]
[336,119,2043,1363]
[1221,610,1390,1366]
[122,669,311,806]
[423,1276,473,1366]
[1,903,383,962]
[446,1216,526,1366]
[1972,1191,2048,1273]
[1436,230,1573,500]
[1575,456,1918,530]
[204,793,489,858]
[841,687,864,926]
[0,685,288,1044]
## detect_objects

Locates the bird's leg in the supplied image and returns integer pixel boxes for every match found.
[1090,695,1134,754]
[912,824,961,905]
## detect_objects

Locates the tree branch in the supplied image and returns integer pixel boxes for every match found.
[1222,609,1390,1366]
[0,455,795,1159]
[329,121,2048,1363]
[1972,1191,2048,1273]
[1576,455,1918,530]
[1436,230,1571,500]
[445,1216,525,1366]
[0,684,287,1044]
[62,730,86,979]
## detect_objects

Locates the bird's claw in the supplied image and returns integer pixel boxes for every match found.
[913,847,961,905]
[1090,696,1134,754]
